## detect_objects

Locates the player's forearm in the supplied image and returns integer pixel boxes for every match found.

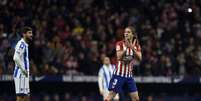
[14,60,25,72]
[130,45,142,61]
[98,77,104,94]
[135,51,142,61]
[13,55,26,72]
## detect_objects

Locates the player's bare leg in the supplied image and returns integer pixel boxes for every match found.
[104,91,117,101]
[114,99,119,101]
[16,96,25,101]
[113,94,119,101]
[129,91,140,101]
[24,96,30,101]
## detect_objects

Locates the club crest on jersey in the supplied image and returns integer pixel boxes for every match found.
[19,43,25,49]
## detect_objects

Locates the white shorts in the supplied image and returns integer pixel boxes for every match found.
[14,77,30,95]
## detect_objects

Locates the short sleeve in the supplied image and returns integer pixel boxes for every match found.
[98,68,104,77]
[116,42,123,51]
[15,42,25,56]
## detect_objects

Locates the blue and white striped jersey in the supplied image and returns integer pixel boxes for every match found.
[98,64,115,91]
[13,38,29,78]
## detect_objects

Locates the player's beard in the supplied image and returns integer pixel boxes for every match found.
[26,36,32,42]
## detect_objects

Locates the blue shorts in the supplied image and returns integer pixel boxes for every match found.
[108,75,137,93]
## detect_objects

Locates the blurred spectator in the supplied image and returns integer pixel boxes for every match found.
[0,0,200,76]
[42,94,50,101]
[53,93,60,101]
[63,93,71,101]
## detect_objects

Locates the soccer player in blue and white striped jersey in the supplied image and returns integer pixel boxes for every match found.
[98,57,119,101]
[13,26,33,101]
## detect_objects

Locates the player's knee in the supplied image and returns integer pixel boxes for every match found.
[17,96,24,101]
[135,97,140,101]
[131,96,139,101]
[113,95,119,101]
[24,96,29,101]
[104,98,110,101]
[104,96,112,101]
[113,98,119,101]
[114,99,119,101]
[135,98,140,101]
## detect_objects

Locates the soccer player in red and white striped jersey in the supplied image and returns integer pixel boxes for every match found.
[105,26,142,101]
[114,28,142,77]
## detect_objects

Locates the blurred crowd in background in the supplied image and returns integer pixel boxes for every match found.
[0,0,200,76]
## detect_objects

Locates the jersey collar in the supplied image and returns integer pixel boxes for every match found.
[21,38,29,46]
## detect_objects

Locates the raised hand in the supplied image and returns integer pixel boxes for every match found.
[131,39,137,52]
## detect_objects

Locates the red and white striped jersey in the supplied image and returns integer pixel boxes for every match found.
[114,40,141,78]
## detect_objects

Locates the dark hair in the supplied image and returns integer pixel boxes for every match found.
[21,26,32,34]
